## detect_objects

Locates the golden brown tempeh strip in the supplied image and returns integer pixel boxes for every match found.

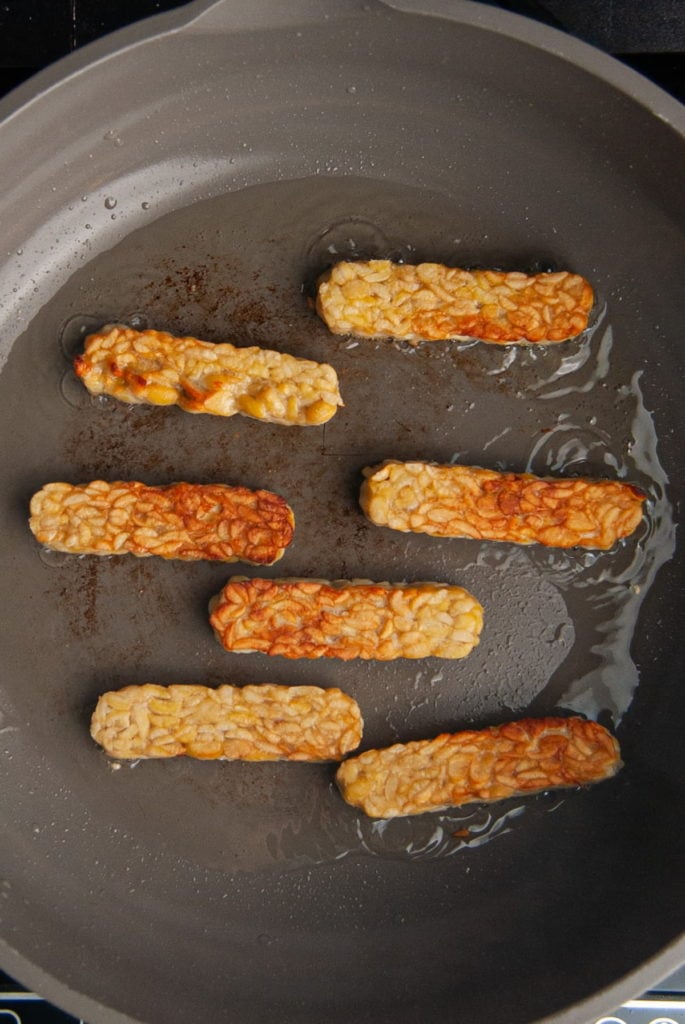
[209,577,483,661]
[360,460,646,550]
[91,683,362,761]
[29,480,295,564]
[316,260,593,344]
[336,717,621,818]
[74,325,343,425]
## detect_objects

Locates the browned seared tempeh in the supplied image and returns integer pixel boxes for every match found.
[209,577,483,660]
[29,480,294,564]
[316,260,593,344]
[91,683,362,761]
[74,325,343,425]
[336,717,622,818]
[360,460,646,550]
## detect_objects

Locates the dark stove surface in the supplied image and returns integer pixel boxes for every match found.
[0,0,679,100]
[0,0,683,101]
[0,1,682,1022]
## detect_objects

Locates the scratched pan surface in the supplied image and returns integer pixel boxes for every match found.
[0,2,684,1023]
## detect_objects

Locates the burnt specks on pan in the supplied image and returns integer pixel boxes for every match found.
[140,258,288,340]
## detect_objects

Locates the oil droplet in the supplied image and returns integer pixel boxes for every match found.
[104,197,117,210]
[141,201,150,210]
[346,85,357,94]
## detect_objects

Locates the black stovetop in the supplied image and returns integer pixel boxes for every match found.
[0,0,683,103]
[0,1,682,1021]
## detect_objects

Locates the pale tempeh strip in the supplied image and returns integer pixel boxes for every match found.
[91,683,362,761]
[209,577,483,661]
[336,717,621,818]
[361,460,646,550]
[29,480,295,564]
[74,325,343,425]
[316,260,593,344]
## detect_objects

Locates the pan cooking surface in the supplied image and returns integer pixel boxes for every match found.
[0,4,683,1023]
[0,176,674,873]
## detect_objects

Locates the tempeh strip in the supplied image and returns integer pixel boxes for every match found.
[74,325,343,425]
[29,480,295,564]
[360,460,646,550]
[91,683,362,761]
[316,260,593,344]
[336,717,621,818]
[209,577,483,660]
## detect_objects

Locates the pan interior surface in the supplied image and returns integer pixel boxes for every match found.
[0,4,684,1024]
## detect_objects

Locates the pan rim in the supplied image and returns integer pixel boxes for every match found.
[0,0,683,134]
[2,925,684,1024]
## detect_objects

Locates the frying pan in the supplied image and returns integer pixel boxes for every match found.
[0,1,684,1022]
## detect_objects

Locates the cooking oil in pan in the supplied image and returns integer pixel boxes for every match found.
[2,175,675,873]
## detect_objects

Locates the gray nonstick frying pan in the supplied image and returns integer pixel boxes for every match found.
[0,2,683,1022]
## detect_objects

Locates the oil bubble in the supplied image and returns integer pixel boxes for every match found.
[59,369,91,410]
[38,547,71,568]
[305,217,390,270]
[59,313,102,360]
